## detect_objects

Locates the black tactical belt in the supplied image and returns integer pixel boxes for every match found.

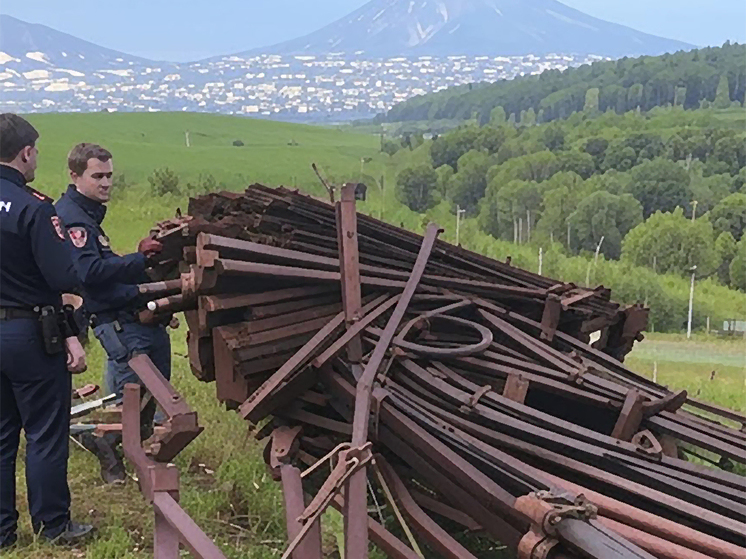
[0,307,39,320]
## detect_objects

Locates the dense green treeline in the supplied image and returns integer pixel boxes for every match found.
[380,43,746,125]
[388,105,746,329]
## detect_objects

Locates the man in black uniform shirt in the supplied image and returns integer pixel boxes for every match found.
[56,143,167,485]
[0,114,93,548]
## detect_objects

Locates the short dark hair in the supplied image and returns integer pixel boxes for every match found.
[0,113,39,163]
[67,143,113,176]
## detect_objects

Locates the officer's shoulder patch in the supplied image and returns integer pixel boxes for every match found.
[51,216,66,240]
[25,186,52,203]
[69,226,88,248]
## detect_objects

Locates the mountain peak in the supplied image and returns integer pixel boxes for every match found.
[246,0,693,58]
[0,14,150,68]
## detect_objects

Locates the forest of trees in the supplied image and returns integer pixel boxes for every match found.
[381,43,746,125]
[392,106,746,301]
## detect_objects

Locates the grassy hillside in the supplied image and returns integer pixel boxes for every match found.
[30,112,381,187]
[26,112,389,250]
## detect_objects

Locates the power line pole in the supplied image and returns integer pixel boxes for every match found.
[538,247,543,276]
[456,205,466,246]
[687,265,697,339]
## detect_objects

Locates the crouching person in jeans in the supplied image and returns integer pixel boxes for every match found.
[55,143,171,484]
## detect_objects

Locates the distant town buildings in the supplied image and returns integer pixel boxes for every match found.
[0,52,608,120]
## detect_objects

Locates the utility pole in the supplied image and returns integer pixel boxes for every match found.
[691,200,698,222]
[518,217,523,244]
[456,205,466,246]
[538,247,543,275]
[379,174,385,220]
[185,130,190,148]
[585,236,605,287]
[687,265,697,339]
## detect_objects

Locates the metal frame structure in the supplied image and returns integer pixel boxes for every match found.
[120,355,225,559]
[119,182,746,559]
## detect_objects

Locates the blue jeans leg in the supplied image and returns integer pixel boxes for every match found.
[95,322,171,424]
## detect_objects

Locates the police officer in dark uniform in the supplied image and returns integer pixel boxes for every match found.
[0,114,93,548]
[55,143,168,484]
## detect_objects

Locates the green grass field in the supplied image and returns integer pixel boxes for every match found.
[5,112,745,558]
[26,112,390,251]
[626,333,746,414]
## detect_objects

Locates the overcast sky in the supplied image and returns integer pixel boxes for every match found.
[2,0,744,61]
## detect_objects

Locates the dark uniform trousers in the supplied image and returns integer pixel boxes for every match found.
[0,320,72,540]
[0,166,81,545]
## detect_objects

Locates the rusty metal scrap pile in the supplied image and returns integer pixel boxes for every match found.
[144,184,746,559]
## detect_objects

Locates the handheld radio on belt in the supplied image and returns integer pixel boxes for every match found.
[35,304,81,356]
[39,305,64,355]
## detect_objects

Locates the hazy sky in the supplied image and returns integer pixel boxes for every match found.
[2,0,744,61]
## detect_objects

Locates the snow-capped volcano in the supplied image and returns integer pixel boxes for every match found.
[245,0,693,58]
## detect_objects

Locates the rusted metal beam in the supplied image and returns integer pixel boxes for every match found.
[611,389,646,442]
[345,223,442,559]
[239,294,388,423]
[337,183,364,364]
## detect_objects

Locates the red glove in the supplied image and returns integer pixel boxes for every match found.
[138,237,163,258]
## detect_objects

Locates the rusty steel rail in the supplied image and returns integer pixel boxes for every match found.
[138,184,746,559]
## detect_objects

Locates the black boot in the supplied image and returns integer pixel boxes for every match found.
[77,432,126,485]
[42,520,94,544]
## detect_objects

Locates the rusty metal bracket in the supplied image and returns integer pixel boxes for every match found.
[127,354,203,462]
[516,527,560,559]
[631,430,664,460]
[469,385,492,408]
[459,385,493,415]
[503,374,530,404]
[533,491,598,536]
[269,426,303,477]
[299,443,373,523]
[611,389,645,442]
[641,390,687,418]
[121,383,227,559]
[281,443,373,559]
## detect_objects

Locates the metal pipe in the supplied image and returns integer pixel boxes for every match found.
[138,279,182,295]
[540,471,744,559]
[147,293,186,312]
[597,518,717,559]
